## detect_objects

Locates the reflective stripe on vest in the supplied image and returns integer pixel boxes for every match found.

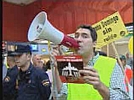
[67,56,116,100]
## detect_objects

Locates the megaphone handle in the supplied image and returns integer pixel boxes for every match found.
[50,56,59,100]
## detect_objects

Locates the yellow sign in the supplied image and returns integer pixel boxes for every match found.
[128,36,133,54]
[92,12,128,48]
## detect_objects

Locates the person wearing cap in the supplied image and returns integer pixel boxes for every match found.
[118,55,133,83]
[3,51,19,100]
[8,44,51,100]
[117,55,133,99]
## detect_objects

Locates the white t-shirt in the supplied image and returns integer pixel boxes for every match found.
[46,69,53,83]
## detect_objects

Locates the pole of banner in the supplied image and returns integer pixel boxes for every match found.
[111,42,130,92]
[48,41,59,100]
[107,44,109,56]
[50,58,58,100]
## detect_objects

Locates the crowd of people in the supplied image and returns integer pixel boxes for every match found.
[3,24,133,100]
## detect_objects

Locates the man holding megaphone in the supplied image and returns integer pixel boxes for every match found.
[50,25,131,100]
[28,11,130,100]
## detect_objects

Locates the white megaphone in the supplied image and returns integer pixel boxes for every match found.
[28,11,79,49]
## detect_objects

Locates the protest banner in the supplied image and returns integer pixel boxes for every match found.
[92,12,128,48]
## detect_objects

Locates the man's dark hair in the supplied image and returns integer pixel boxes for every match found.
[95,51,107,56]
[77,24,97,42]
[119,55,126,61]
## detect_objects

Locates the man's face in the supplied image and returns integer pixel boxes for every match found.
[121,59,126,67]
[38,60,44,69]
[7,56,12,66]
[14,53,30,68]
[7,56,15,67]
[32,55,41,67]
[74,28,96,56]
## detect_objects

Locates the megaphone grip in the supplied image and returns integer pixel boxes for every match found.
[60,35,79,49]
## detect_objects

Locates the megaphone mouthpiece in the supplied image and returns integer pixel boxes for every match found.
[61,35,79,49]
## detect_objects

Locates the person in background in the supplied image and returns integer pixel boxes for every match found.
[32,54,46,71]
[117,55,133,99]
[2,56,7,80]
[38,59,47,71]
[117,55,133,84]
[3,51,19,100]
[126,52,133,70]
[6,45,51,100]
[51,24,131,100]
[32,54,42,67]
[45,60,53,84]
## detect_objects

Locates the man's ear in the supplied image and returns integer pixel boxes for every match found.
[93,41,97,47]
[27,54,31,60]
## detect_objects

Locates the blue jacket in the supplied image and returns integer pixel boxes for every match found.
[3,65,19,100]
[3,63,51,100]
[16,63,51,100]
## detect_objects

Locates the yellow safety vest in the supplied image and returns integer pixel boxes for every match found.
[67,56,116,100]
